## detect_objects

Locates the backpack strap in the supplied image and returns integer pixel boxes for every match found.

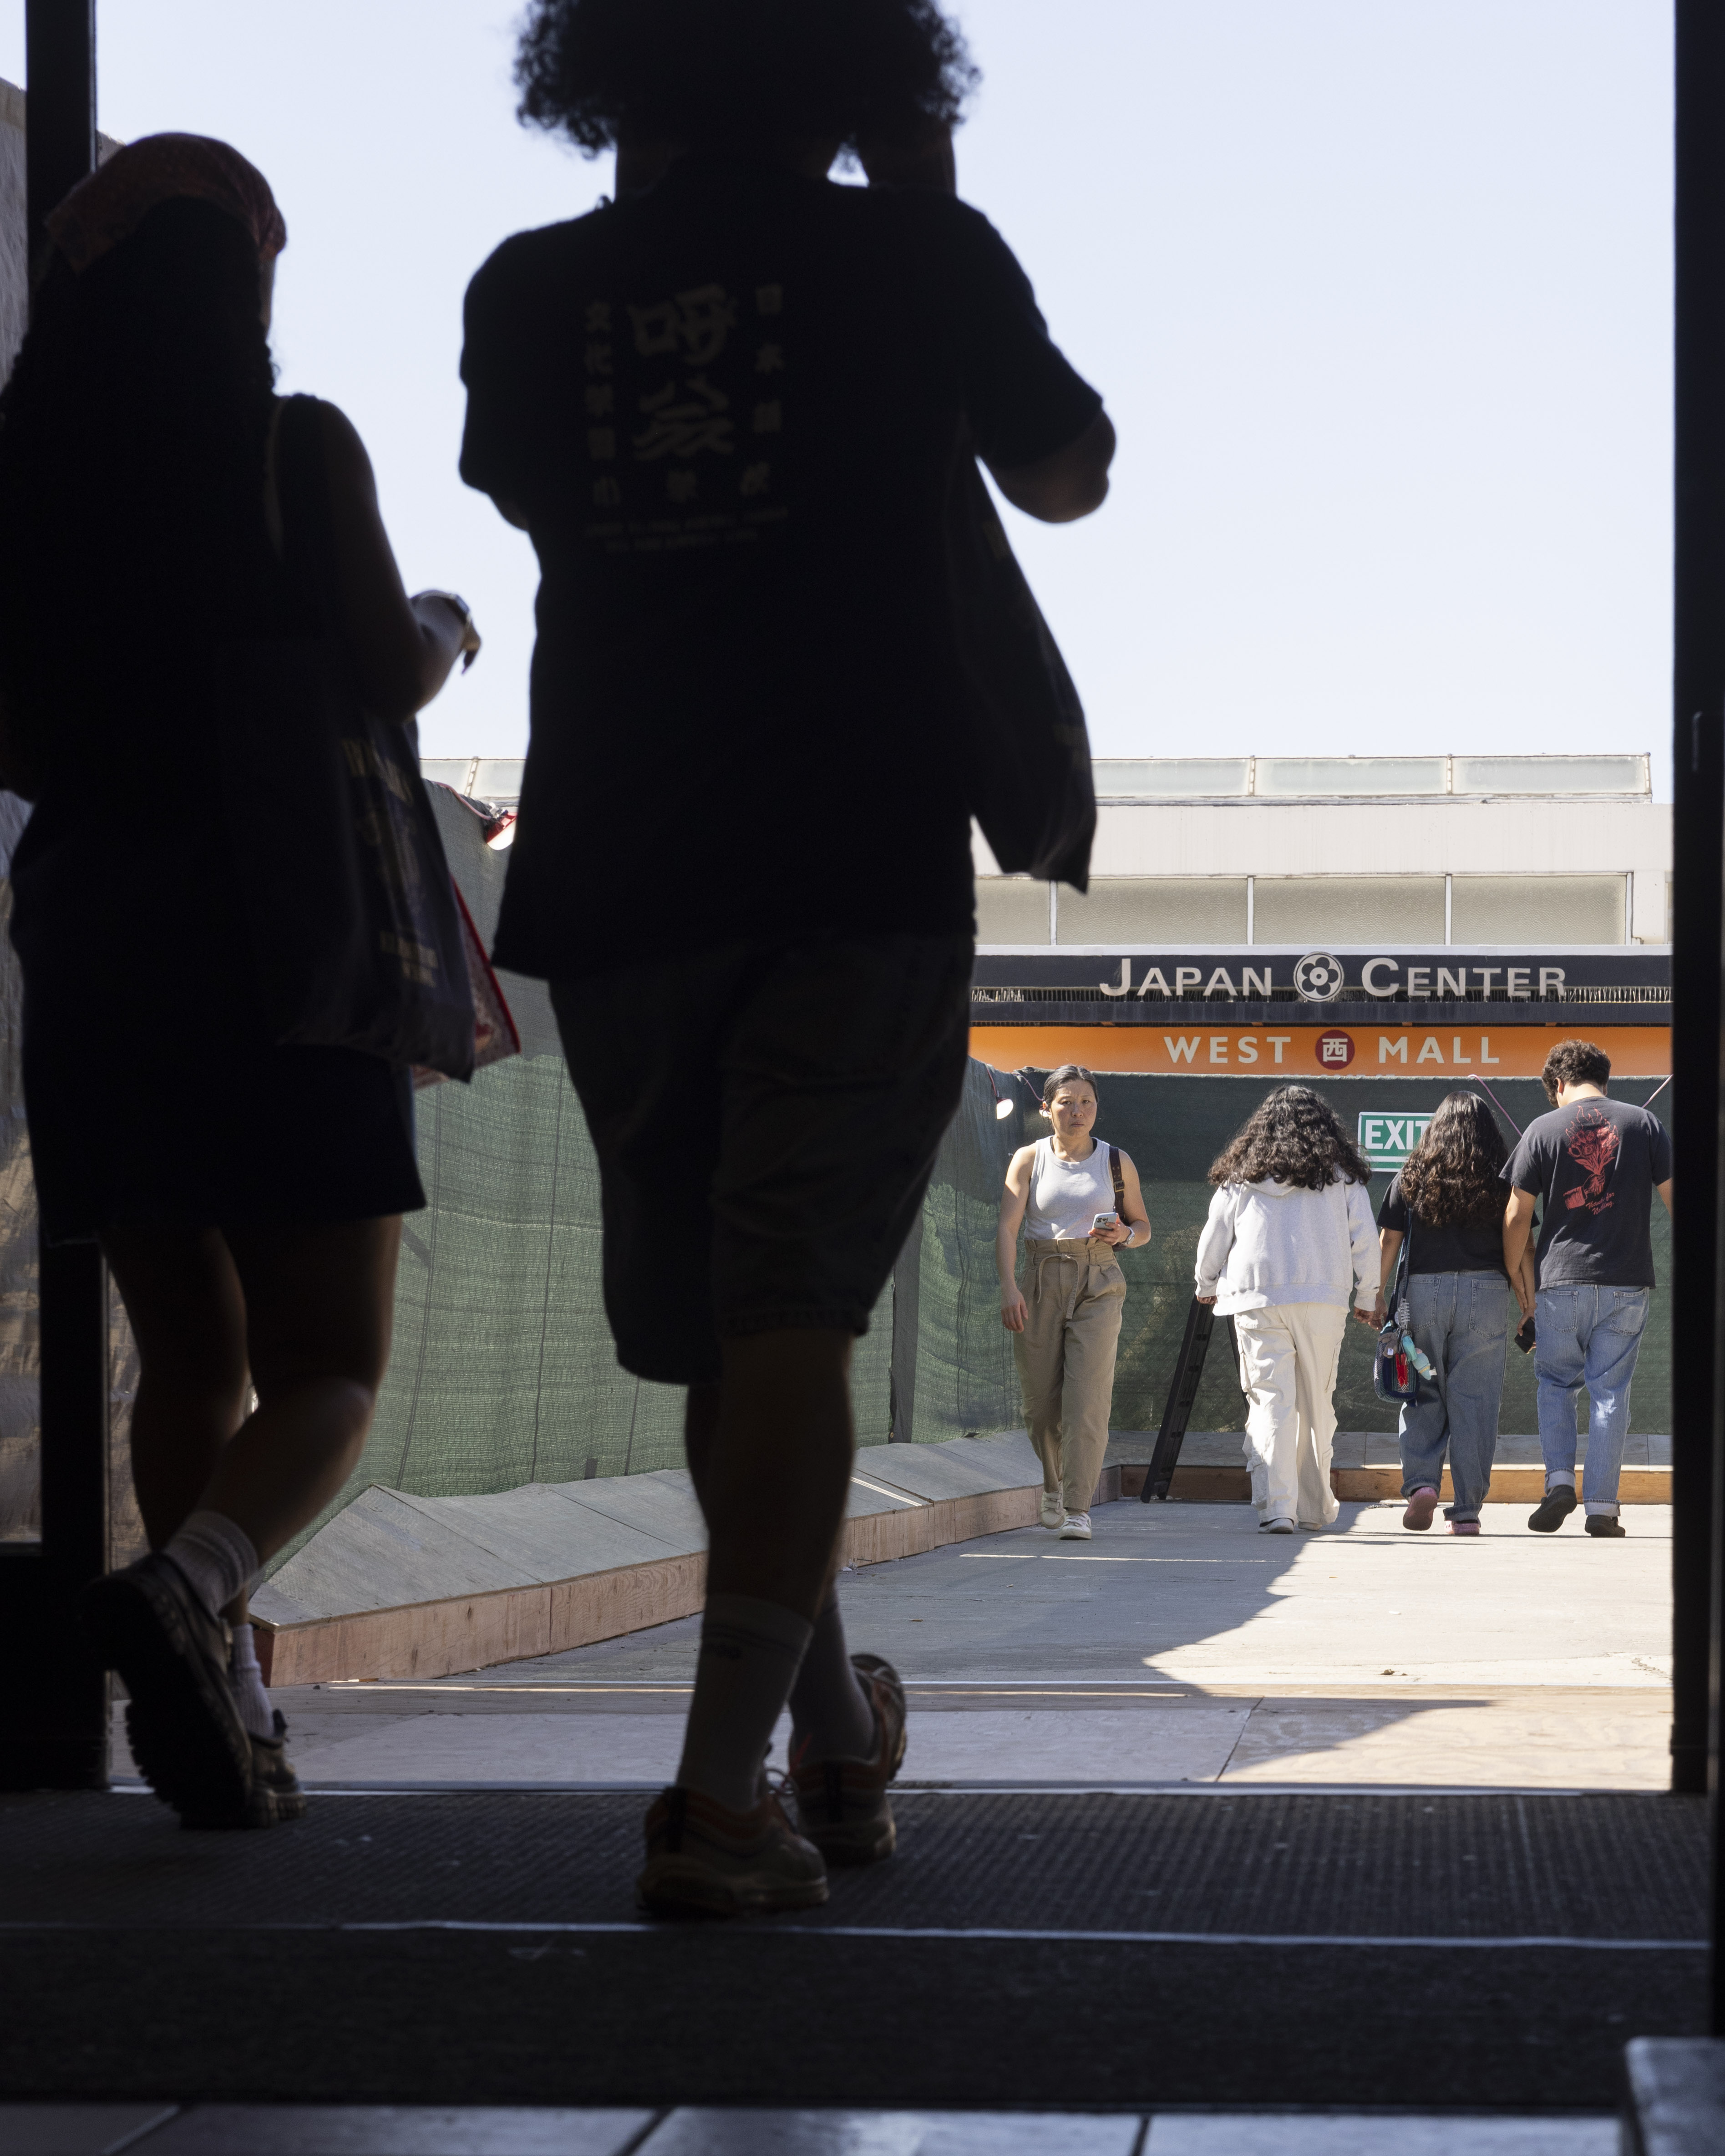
[1108,1143,1126,1213]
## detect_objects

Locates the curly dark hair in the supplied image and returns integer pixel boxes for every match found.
[514,0,979,157]
[1208,1086,1371,1190]
[1395,1091,1509,1228]
[1540,1038,1610,1105]
[0,198,278,786]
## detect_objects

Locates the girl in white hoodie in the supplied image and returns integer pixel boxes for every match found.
[1195,1087,1379,1533]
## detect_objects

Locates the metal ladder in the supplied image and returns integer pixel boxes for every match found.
[1139,1297,1239,1502]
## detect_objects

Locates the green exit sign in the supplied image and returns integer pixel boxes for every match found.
[1358,1111,1433,1173]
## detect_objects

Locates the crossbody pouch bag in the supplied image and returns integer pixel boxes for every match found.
[1372,1216,1440,1406]
[211,395,477,1080]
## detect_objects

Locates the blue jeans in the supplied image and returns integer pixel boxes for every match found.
[1398,1271,1513,1521]
[1533,1284,1652,1516]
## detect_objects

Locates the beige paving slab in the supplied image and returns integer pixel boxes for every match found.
[1142,1503,1673,1691]
[1145,2118,1616,2155]
[1219,1688,1671,1789]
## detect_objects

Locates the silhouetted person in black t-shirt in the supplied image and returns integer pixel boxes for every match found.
[462,0,1114,1915]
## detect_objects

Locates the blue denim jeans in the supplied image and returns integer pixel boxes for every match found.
[1398,1271,1513,1521]
[1533,1284,1651,1516]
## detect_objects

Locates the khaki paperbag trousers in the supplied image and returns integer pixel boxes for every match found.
[1013,1239,1126,1515]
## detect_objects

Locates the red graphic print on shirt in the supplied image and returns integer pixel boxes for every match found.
[1562,1103,1620,1214]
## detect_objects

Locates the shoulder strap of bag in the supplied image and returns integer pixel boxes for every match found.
[1109,1143,1126,1213]
[272,395,350,654]
[1391,1189,1413,1319]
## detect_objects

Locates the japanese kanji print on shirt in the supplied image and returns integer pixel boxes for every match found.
[458,157,1104,976]
[582,279,789,553]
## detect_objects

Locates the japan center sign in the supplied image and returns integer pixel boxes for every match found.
[1358,1111,1433,1173]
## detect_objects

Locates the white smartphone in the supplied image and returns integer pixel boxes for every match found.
[1092,1211,1119,1232]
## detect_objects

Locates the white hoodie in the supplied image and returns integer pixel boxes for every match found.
[1194,1173,1377,1316]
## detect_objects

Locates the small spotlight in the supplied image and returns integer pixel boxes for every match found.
[995,1095,1015,1121]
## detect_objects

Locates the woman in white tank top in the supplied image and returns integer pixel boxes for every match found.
[996,1064,1150,1539]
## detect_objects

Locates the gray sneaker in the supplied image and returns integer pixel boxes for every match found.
[83,1552,252,1828]
[637,1779,827,1917]
[241,1715,308,1826]
[791,1653,908,1866]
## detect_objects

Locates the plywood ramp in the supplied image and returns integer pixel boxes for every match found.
[252,1433,1044,1686]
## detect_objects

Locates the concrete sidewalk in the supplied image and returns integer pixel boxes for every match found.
[189,1496,1674,1795]
[249,1428,1671,1687]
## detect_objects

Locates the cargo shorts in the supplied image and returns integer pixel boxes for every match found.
[549,933,974,1387]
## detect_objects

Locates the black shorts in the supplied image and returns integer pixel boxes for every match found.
[550,933,973,1386]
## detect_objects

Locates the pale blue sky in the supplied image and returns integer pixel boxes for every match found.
[1,2,1676,790]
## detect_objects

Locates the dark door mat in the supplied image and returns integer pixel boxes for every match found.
[0,1790,1705,2111]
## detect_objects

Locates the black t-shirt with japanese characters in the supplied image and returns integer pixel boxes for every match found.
[460,154,1102,980]
[1501,1096,1673,1288]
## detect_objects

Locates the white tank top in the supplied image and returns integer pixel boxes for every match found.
[1025,1136,1118,1241]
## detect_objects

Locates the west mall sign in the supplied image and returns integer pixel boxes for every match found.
[968,1023,1672,1080]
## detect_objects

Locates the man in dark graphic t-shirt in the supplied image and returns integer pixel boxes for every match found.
[460,0,1114,1919]
[1502,1039,1673,1538]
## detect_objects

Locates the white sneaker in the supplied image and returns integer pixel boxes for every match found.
[1261,1516,1295,1535]
[1039,1493,1065,1530]
[1058,1512,1092,1540]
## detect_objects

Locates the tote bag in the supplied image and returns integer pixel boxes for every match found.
[213,396,477,1080]
[944,453,1096,891]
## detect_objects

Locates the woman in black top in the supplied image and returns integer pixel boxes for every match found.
[1374,1092,1534,1535]
[0,138,479,1827]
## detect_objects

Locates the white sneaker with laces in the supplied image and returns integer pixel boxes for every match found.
[1058,1512,1092,1540]
[1039,1493,1065,1530]
[1262,1516,1295,1535]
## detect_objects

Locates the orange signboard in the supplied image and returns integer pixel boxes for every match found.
[969,1023,1670,1081]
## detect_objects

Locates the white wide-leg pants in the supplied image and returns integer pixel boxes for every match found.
[1232,1300,1349,1527]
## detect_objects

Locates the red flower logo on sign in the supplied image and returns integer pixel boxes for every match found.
[1316,1030,1356,1070]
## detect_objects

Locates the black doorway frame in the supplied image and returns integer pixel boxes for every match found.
[0,0,107,1798]
[5,0,1724,2032]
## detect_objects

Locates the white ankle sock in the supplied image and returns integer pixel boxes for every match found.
[162,1510,259,1620]
[228,1622,274,1739]
[676,1592,813,1813]
[787,1594,876,1763]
